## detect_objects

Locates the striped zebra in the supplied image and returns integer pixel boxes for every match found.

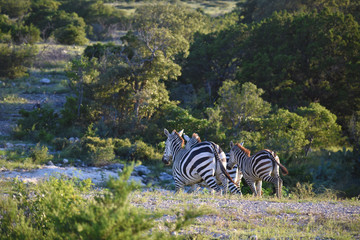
[162,129,239,194]
[184,133,243,195]
[227,141,288,198]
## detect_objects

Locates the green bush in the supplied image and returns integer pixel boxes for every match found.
[11,23,41,44]
[54,24,88,45]
[29,143,53,164]
[113,138,132,160]
[61,136,115,166]
[131,140,161,162]
[52,138,71,151]
[13,106,59,142]
[0,44,38,79]
[0,165,200,239]
[81,136,115,166]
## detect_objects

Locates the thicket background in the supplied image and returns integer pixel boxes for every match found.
[1,0,359,197]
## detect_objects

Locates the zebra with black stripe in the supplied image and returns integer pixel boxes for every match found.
[184,133,243,195]
[162,129,239,194]
[227,141,288,198]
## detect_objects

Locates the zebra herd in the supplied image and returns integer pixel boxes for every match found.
[162,129,288,198]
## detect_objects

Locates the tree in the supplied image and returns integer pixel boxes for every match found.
[262,109,309,156]
[25,0,60,40]
[217,81,271,132]
[237,9,360,124]
[297,103,343,155]
[66,56,100,118]
[0,0,31,18]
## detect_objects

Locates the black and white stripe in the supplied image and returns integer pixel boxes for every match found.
[227,141,288,198]
[162,129,239,194]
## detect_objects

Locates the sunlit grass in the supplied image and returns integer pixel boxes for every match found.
[110,0,239,17]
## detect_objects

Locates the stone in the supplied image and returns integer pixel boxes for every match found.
[159,172,173,182]
[5,142,14,148]
[63,158,69,164]
[129,176,145,186]
[105,163,124,170]
[47,161,54,166]
[40,78,51,84]
[134,165,151,175]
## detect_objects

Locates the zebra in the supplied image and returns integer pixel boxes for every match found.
[227,141,288,198]
[183,133,243,195]
[162,129,239,194]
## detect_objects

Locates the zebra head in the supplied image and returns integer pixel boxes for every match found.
[227,141,245,170]
[162,128,184,165]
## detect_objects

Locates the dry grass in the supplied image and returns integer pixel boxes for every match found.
[110,0,239,17]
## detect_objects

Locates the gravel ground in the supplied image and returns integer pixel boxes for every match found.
[129,189,360,238]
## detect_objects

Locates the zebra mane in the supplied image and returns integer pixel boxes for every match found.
[174,130,185,148]
[192,133,201,142]
[236,143,251,157]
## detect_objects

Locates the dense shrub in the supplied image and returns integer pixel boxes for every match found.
[0,44,38,79]
[83,42,122,59]
[29,143,53,164]
[54,24,88,45]
[61,136,115,166]
[52,138,71,151]
[13,106,59,142]
[11,23,41,44]
[81,136,115,166]
[113,138,132,160]
[131,140,162,162]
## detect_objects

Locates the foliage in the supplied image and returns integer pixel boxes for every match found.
[0,0,31,18]
[237,10,360,124]
[29,143,53,164]
[297,102,343,154]
[54,24,88,45]
[13,106,59,142]
[61,135,115,166]
[25,0,61,39]
[53,11,89,45]
[217,81,271,132]
[0,44,38,79]
[11,23,41,44]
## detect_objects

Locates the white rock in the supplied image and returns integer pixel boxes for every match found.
[40,78,51,84]
[159,172,173,181]
[134,165,151,175]
[63,158,69,164]
[5,143,14,148]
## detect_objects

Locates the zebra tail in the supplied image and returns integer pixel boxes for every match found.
[212,144,240,188]
[269,155,289,176]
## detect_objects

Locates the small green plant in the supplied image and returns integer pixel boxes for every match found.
[29,143,53,164]
[291,182,316,199]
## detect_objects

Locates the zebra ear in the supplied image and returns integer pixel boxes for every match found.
[164,128,170,137]
[183,134,190,141]
[230,141,234,148]
[178,129,184,136]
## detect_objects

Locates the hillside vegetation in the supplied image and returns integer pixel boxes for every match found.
[0,0,360,237]
[1,0,359,195]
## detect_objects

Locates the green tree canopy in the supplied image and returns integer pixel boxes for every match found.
[237,9,360,124]
[217,81,271,131]
[297,102,343,155]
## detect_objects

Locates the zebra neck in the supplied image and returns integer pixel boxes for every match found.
[236,151,250,167]
[172,143,183,159]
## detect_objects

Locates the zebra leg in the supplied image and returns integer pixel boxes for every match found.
[228,181,242,195]
[220,174,228,195]
[256,181,262,197]
[278,177,283,198]
[244,178,257,196]
[202,175,221,193]
[263,175,282,198]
